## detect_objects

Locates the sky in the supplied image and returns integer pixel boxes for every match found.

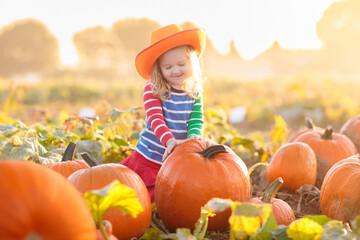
[0,0,342,66]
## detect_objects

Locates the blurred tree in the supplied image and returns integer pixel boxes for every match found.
[73,26,124,69]
[316,0,360,72]
[180,21,220,57]
[0,19,59,77]
[111,18,161,54]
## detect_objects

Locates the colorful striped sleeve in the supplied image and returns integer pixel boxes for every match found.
[187,93,204,138]
[143,83,174,146]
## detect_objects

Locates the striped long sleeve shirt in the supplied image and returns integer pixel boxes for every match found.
[135,83,204,164]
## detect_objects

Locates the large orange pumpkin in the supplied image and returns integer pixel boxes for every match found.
[320,154,360,222]
[0,160,96,239]
[154,139,250,233]
[249,177,295,226]
[267,142,317,191]
[294,127,357,188]
[68,153,151,240]
[340,114,360,152]
[287,117,323,143]
[46,142,90,178]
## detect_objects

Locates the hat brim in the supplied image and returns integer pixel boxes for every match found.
[135,28,206,80]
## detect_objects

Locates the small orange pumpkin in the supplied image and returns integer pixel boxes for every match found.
[249,177,295,226]
[294,127,357,188]
[68,153,151,240]
[46,142,90,178]
[0,160,96,239]
[155,139,250,233]
[287,117,323,143]
[320,154,360,222]
[340,114,360,152]
[267,142,317,191]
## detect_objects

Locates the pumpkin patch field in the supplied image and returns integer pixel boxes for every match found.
[1,77,360,239]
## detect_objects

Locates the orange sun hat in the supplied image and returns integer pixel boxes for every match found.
[135,24,206,80]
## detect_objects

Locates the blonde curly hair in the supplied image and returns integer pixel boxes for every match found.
[150,45,204,100]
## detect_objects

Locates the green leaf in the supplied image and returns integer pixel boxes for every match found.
[14,120,29,131]
[351,215,360,236]
[0,124,19,137]
[32,139,48,156]
[83,180,143,225]
[109,107,141,122]
[35,155,56,165]
[229,202,272,239]
[9,147,36,160]
[76,140,103,162]
[103,123,132,141]
[52,129,79,142]
[192,206,216,239]
[103,125,117,140]
[114,136,129,147]
[287,218,323,240]
[272,225,291,240]
[304,215,332,226]
[255,213,278,240]
[230,214,261,239]
[41,151,62,163]
[2,142,15,157]
[110,108,122,122]
[231,136,256,152]
[232,202,271,220]
[139,227,163,240]
[270,115,289,152]
[319,220,357,240]
[205,198,234,213]
[176,228,197,240]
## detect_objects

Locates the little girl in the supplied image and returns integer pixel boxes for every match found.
[121,24,206,201]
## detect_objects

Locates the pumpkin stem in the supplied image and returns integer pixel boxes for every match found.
[197,145,228,159]
[261,177,283,203]
[305,117,316,129]
[248,162,269,176]
[321,126,333,140]
[61,142,76,162]
[80,152,100,167]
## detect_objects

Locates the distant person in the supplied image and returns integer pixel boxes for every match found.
[121,24,206,201]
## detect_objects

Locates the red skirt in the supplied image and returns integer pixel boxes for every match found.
[120,151,161,202]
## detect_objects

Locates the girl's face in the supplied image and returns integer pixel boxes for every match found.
[158,46,190,90]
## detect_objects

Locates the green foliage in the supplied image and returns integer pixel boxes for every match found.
[1,78,360,239]
[148,198,360,240]
[287,218,323,240]
[352,216,360,236]
[229,202,273,240]
[139,227,163,240]
[0,107,142,164]
[0,121,62,163]
[304,215,332,226]
[270,115,289,153]
[83,179,143,224]
[320,221,357,239]
[83,179,143,240]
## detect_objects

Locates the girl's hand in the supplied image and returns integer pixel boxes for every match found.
[163,138,178,161]
[188,135,202,140]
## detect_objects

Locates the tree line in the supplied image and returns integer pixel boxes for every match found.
[0,0,359,79]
